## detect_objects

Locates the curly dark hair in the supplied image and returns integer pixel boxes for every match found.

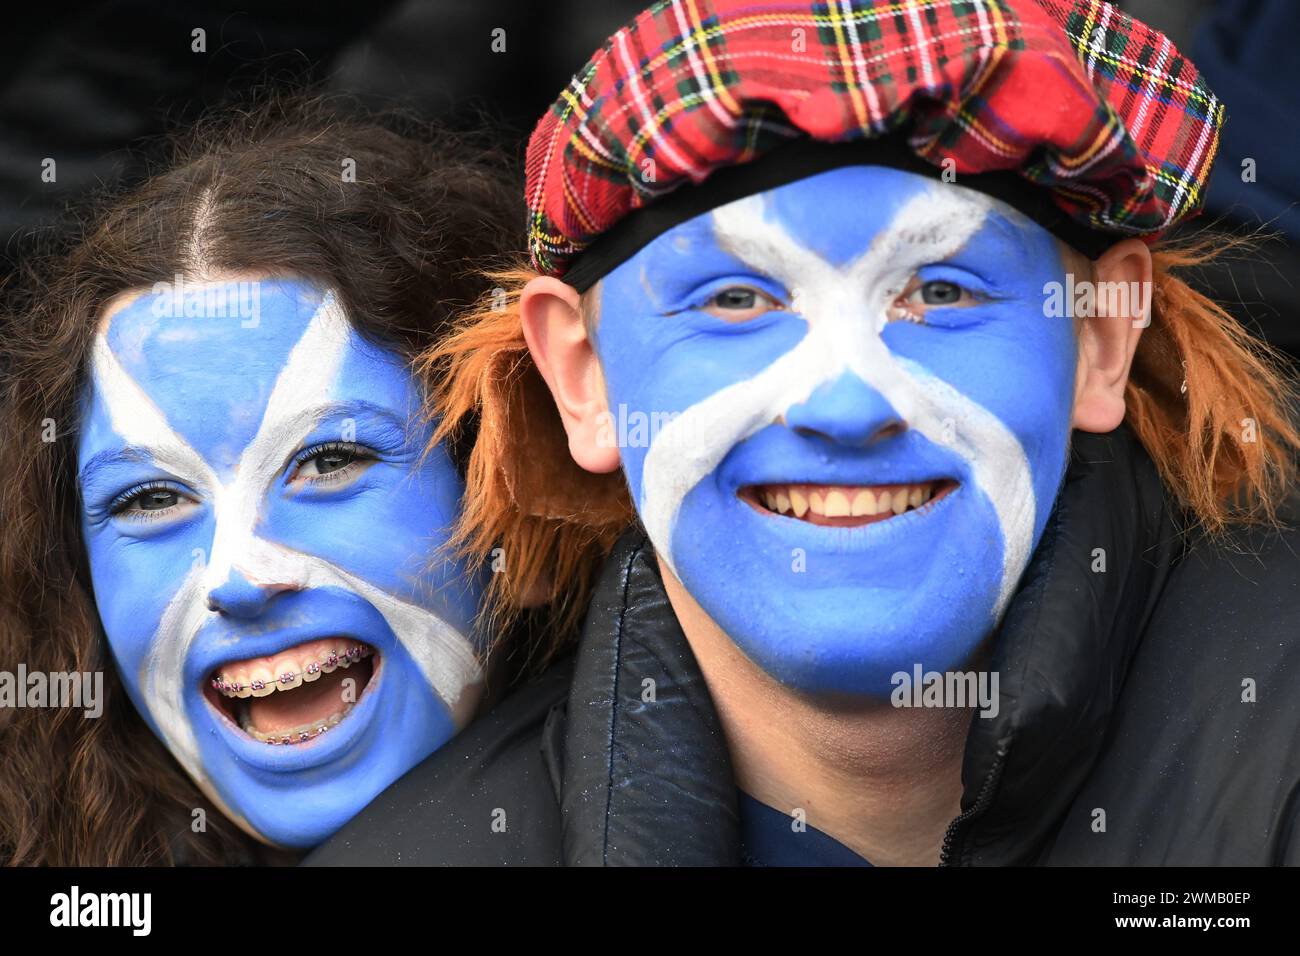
[0,92,520,865]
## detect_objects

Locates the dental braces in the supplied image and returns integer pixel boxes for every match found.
[252,714,347,746]
[210,644,372,695]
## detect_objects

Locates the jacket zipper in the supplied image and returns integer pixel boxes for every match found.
[939,750,1006,866]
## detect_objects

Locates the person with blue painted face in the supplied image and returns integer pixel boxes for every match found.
[0,97,519,864]
[307,0,1300,868]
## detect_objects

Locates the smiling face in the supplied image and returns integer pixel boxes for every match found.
[77,276,485,848]
[589,166,1078,696]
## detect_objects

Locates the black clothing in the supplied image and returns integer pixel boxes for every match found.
[305,427,1300,866]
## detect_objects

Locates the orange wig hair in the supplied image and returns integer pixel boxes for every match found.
[420,241,1300,672]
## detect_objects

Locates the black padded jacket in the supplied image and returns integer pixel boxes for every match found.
[305,427,1300,866]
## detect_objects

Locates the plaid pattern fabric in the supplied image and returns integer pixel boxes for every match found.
[525,0,1224,278]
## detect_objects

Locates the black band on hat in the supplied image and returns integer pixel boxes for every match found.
[562,133,1115,293]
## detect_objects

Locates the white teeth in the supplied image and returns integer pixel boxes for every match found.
[790,488,809,517]
[824,489,851,517]
[851,489,875,516]
[752,483,946,522]
[240,701,355,745]
[213,645,373,698]
[249,667,275,698]
[273,662,303,691]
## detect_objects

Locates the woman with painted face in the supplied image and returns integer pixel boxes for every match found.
[307,0,1300,866]
[0,97,518,863]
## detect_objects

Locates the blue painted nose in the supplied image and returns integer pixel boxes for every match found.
[206,569,295,618]
[783,370,905,447]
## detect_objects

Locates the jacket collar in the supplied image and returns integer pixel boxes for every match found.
[556,427,1183,865]
[946,427,1182,862]
[555,526,741,865]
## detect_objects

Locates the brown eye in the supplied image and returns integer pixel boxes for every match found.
[291,441,375,486]
[109,481,197,521]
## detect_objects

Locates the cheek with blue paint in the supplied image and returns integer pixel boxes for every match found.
[594,166,1077,696]
[77,277,486,848]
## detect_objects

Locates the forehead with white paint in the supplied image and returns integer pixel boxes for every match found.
[588,165,1079,695]
[619,166,1044,315]
[595,167,1075,468]
[75,276,483,838]
[81,279,412,478]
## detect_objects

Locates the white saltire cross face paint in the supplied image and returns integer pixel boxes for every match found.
[77,277,486,849]
[592,166,1079,696]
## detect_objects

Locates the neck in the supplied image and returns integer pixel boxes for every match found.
[659,557,971,866]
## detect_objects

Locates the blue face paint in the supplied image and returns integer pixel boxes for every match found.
[77,277,486,848]
[593,166,1077,696]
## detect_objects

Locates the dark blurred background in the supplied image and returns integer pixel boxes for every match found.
[1,0,1296,359]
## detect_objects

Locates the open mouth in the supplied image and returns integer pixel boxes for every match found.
[204,638,379,746]
[739,479,958,527]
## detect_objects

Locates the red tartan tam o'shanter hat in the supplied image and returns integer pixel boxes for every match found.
[525,0,1225,291]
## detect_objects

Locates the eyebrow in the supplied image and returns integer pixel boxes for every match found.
[78,445,163,489]
[77,400,412,489]
[302,399,410,428]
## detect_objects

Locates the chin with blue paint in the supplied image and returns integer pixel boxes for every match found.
[589,166,1079,697]
[77,275,487,849]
